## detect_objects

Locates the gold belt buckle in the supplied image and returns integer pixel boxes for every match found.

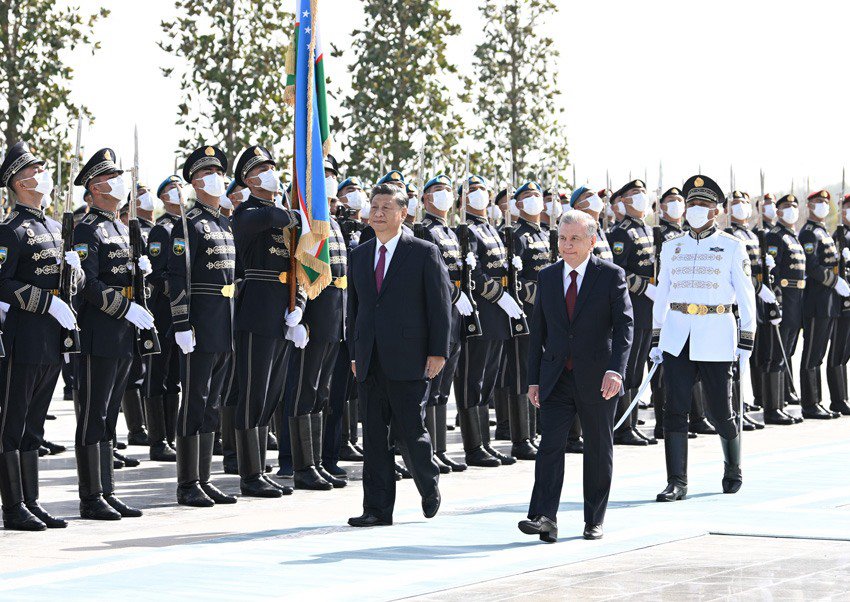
[716,304,726,314]
[797,280,805,289]
[687,303,698,315]
[780,278,789,287]
[333,275,348,290]
[697,304,709,315]
[221,284,235,298]
[278,272,288,284]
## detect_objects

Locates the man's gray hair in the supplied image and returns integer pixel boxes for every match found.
[370,183,408,210]
[558,209,597,237]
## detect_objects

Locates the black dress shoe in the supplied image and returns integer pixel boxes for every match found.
[583,523,603,540]
[689,418,716,435]
[565,438,584,454]
[636,430,658,445]
[802,404,836,420]
[614,429,649,446]
[177,483,215,507]
[26,502,67,528]
[105,495,142,517]
[433,454,452,474]
[150,441,177,462]
[2,503,46,531]
[465,447,501,468]
[510,440,537,461]
[42,440,66,455]
[395,462,412,479]
[79,496,122,521]
[688,432,698,439]
[436,452,467,472]
[742,419,756,431]
[318,467,347,488]
[764,409,795,425]
[323,462,348,478]
[517,515,557,543]
[262,475,294,495]
[484,445,516,465]
[127,430,149,447]
[241,476,283,498]
[743,414,765,430]
[113,450,140,468]
[339,443,364,462]
[38,446,49,457]
[348,513,392,527]
[656,482,687,502]
[201,482,239,503]
[830,400,850,416]
[422,488,441,519]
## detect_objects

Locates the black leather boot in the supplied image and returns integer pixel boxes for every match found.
[0,451,46,531]
[827,365,850,416]
[720,435,742,494]
[220,405,238,474]
[656,432,688,502]
[801,368,835,419]
[459,407,500,467]
[434,404,466,472]
[614,390,647,445]
[122,388,149,446]
[20,450,66,528]
[101,441,142,517]
[76,443,120,520]
[652,385,665,439]
[493,388,511,440]
[778,373,803,423]
[176,435,214,507]
[199,432,238,503]
[235,427,282,497]
[339,399,364,461]
[310,415,345,488]
[145,395,177,462]
[480,405,515,465]
[289,416,332,490]
[689,382,717,434]
[259,425,292,493]
[425,406,451,474]
[509,394,537,461]
[784,368,801,405]
[763,372,794,425]
[164,393,180,447]
[631,389,656,444]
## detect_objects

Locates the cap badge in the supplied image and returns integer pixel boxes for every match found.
[694,177,704,187]
[104,150,113,162]
[635,180,644,188]
[390,172,401,181]
[821,190,829,198]
[205,147,215,157]
[254,147,263,156]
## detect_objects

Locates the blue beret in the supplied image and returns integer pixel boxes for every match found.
[377,170,405,185]
[337,176,363,194]
[226,178,241,195]
[455,175,489,197]
[424,174,452,192]
[513,181,542,200]
[569,186,589,207]
[157,175,182,198]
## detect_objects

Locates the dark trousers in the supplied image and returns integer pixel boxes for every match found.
[0,358,61,453]
[323,342,354,464]
[236,331,290,430]
[624,327,651,389]
[127,355,145,390]
[801,317,835,369]
[145,338,180,398]
[426,341,460,406]
[528,369,616,525]
[505,335,530,394]
[770,311,802,373]
[288,340,339,416]
[359,349,439,522]
[76,354,133,446]
[828,315,850,367]
[178,350,230,436]
[454,337,503,409]
[662,340,736,439]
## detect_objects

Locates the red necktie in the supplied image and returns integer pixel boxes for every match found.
[565,270,577,370]
[375,245,387,293]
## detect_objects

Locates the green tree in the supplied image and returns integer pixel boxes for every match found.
[473,0,568,185]
[0,1,108,187]
[334,0,469,181]
[160,0,294,174]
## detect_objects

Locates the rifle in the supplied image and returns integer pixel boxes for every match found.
[759,168,765,231]
[59,116,83,355]
[548,165,560,262]
[458,149,481,339]
[837,168,847,300]
[503,149,528,337]
[128,126,161,356]
[652,163,663,284]
[413,144,426,240]
[54,150,62,218]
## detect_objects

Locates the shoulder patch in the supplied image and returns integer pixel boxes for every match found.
[0,246,7,265]
[803,242,815,254]
[1,211,18,225]
[81,213,98,225]
[612,241,625,255]
[767,245,778,256]
[74,243,88,260]
[187,208,201,220]
[803,223,813,231]
[173,238,186,255]
[149,241,162,257]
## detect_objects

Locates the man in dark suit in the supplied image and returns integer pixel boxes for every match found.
[519,209,633,542]
[346,183,452,527]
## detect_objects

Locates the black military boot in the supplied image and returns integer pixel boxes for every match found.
[339,399,363,461]
[656,432,688,502]
[122,388,149,446]
[176,434,214,507]
[689,382,717,434]
[509,394,537,461]
[0,451,46,531]
[145,395,177,461]
[112,437,140,467]
[493,388,511,440]
[801,368,835,419]
[199,432,238,503]
[425,406,451,474]
[312,415,346,488]
[763,372,794,425]
[632,389,657,444]
[220,406,239,474]
[778,373,803,423]
[100,441,142,517]
[76,443,121,520]
[614,390,647,445]
[459,407,500,467]
[652,385,665,439]
[289,416,332,491]
[164,393,180,448]
[266,427,279,452]
[434,404,466,472]
[784,368,801,405]
[20,449,66,528]
[259,425,292,493]
[236,427,283,497]
[480,405,515,465]
[720,435,742,494]
[827,365,850,416]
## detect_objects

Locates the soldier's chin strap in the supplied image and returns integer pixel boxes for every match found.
[613,362,658,431]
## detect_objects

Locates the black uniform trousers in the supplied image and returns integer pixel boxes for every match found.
[127,355,145,391]
[505,335,530,394]
[426,341,460,406]
[76,354,133,446]
[0,358,61,453]
[527,369,616,525]
[359,347,438,523]
[625,327,652,390]
[770,310,802,374]
[288,341,340,416]
[801,317,835,370]
[454,337,503,410]
[145,338,180,399]
[235,331,289,430]
[662,340,737,439]
[828,315,850,367]
[177,350,230,436]
[323,342,355,464]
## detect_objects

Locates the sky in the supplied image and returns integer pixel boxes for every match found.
[59,0,850,201]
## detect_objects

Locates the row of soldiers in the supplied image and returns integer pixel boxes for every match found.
[1,138,848,532]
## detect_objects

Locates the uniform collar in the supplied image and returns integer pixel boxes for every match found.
[195,200,221,218]
[777,221,795,235]
[806,219,824,229]
[14,203,45,220]
[249,193,275,207]
[466,212,487,224]
[624,214,645,227]
[424,212,447,226]
[518,217,541,232]
[139,217,154,228]
[661,219,682,231]
[688,225,717,240]
[90,205,118,221]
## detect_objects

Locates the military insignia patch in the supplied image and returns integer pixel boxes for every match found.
[709,247,724,252]
[74,243,88,260]
[173,238,186,255]
[0,247,7,265]
[804,242,815,254]
[613,242,624,255]
[149,241,161,257]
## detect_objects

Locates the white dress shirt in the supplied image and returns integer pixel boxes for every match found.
[373,229,403,277]
[562,254,591,293]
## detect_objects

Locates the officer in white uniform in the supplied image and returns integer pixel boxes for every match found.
[650,174,756,503]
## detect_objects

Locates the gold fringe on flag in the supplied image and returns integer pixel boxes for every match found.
[283,41,295,105]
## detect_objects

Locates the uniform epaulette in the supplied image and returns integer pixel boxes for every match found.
[80,213,99,225]
[1,211,19,225]
[187,208,201,220]
[769,225,780,234]
[803,223,813,231]
[717,230,739,241]
[616,220,629,230]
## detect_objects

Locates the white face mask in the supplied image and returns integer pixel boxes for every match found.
[253,169,279,194]
[811,202,829,219]
[615,201,625,216]
[238,188,250,203]
[407,197,418,216]
[509,197,520,217]
[780,206,799,224]
[40,194,50,209]
[325,176,338,198]
[605,205,616,220]
[584,193,603,214]
[844,207,850,223]
[198,173,225,197]
[138,191,157,212]
[520,194,544,216]
[430,189,453,212]
[686,205,712,230]
[345,190,366,210]
[731,202,752,221]
[468,188,489,211]
[627,192,649,214]
[24,169,53,199]
[763,204,777,220]
[487,204,502,221]
[665,199,685,220]
[219,195,233,210]
[165,187,182,205]
[546,201,561,218]
[360,203,371,219]
[100,175,126,202]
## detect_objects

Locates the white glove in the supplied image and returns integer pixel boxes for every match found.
[770,317,782,326]
[137,255,152,277]
[455,291,473,316]
[835,277,850,298]
[285,306,303,327]
[765,254,776,269]
[465,252,477,270]
[758,286,777,304]
[61,250,82,272]
[175,329,195,354]
[644,283,657,301]
[512,256,523,271]
[496,292,523,319]
[843,248,850,262]
[649,347,663,364]
[124,302,155,330]
[47,296,77,330]
[736,348,752,363]
[286,324,309,349]
[0,301,8,323]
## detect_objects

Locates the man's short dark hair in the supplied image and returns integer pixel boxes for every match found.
[370,183,407,209]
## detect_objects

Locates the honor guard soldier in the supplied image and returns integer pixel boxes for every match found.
[168,145,240,508]
[142,176,184,462]
[229,144,301,498]
[417,174,471,473]
[358,170,413,245]
[74,148,154,520]
[334,176,367,250]
[651,174,755,501]
[798,189,847,419]
[0,142,82,530]
[571,186,613,261]
[607,179,656,445]
[826,194,850,415]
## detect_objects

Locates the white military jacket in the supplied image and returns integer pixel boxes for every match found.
[652,225,756,362]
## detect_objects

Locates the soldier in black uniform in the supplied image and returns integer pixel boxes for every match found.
[765,194,806,424]
[607,179,656,445]
[571,186,613,261]
[826,193,850,416]
[74,148,154,520]
[229,145,301,498]
[168,145,241,507]
[798,189,847,419]
[0,142,82,530]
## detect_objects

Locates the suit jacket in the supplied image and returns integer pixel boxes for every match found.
[347,232,452,383]
[528,255,633,403]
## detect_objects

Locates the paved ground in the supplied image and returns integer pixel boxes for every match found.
[1,376,849,600]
